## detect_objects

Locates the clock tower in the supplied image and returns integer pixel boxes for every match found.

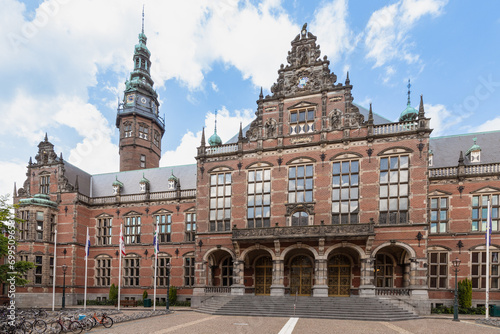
[116,10,165,171]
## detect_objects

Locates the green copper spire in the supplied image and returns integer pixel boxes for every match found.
[208,110,222,146]
[399,79,418,122]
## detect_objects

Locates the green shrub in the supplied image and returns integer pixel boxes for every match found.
[109,283,118,301]
[143,290,149,300]
[168,286,177,306]
[458,278,472,308]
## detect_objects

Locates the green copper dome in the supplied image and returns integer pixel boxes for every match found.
[140,173,150,184]
[399,79,418,122]
[466,137,481,156]
[168,170,178,182]
[19,194,58,209]
[208,131,222,146]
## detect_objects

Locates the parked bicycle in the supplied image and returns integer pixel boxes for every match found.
[49,316,83,334]
[90,312,113,328]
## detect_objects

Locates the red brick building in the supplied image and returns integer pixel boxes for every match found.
[13,25,500,315]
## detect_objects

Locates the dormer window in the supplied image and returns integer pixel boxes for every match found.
[290,108,315,135]
[466,137,481,163]
[112,176,123,195]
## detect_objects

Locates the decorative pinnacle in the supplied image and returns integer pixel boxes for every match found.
[214,109,218,134]
[44,132,48,142]
[407,79,411,106]
[345,71,350,85]
[259,87,263,99]
[418,94,425,118]
[142,4,145,34]
[200,127,206,146]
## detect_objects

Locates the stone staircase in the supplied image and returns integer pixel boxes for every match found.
[196,295,419,321]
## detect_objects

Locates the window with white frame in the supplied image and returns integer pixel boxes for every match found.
[140,154,146,168]
[288,165,313,203]
[289,108,315,135]
[472,194,499,232]
[35,211,44,241]
[154,212,172,243]
[209,172,232,232]
[332,160,359,224]
[379,155,409,224]
[247,169,271,228]
[185,212,196,242]
[124,215,141,244]
[430,197,448,233]
[96,217,112,245]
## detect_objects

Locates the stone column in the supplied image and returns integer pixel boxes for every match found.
[231,260,245,295]
[270,259,285,296]
[409,258,429,299]
[358,257,376,297]
[403,262,411,288]
[312,259,328,297]
[192,260,207,296]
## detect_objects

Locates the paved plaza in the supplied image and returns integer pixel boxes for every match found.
[87,310,500,334]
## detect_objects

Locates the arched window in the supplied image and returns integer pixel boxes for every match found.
[375,254,393,287]
[292,211,309,226]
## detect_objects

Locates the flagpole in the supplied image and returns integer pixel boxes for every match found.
[52,229,57,311]
[153,220,158,311]
[84,227,89,310]
[118,224,123,311]
[486,199,491,319]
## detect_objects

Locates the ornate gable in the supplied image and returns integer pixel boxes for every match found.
[270,24,338,98]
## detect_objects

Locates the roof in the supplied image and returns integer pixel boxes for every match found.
[63,163,197,197]
[429,131,500,168]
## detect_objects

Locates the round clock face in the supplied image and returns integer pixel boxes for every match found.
[140,97,147,104]
[127,94,135,103]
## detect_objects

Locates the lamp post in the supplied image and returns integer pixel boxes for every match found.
[166,262,171,311]
[62,264,68,309]
[452,257,461,321]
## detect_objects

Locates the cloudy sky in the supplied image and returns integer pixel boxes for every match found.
[1,0,500,196]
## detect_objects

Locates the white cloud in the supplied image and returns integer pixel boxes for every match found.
[470,117,500,133]
[310,0,357,67]
[160,106,254,166]
[0,161,27,198]
[364,0,447,68]
[426,103,469,137]
[211,82,219,92]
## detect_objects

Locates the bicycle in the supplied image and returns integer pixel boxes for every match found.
[90,312,113,328]
[27,308,48,319]
[49,316,83,334]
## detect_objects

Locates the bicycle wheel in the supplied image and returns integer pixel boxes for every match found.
[81,318,93,331]
[38,310,48,318]
[32,319,47,333]
[49,322,62,334]
[101,316,113,328]
[20,320,32,333]
[69,321,83,334]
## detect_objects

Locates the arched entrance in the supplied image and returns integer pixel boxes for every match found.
[221,256,233,287]
[255,256,272,295]
[290,255,313,296]
[328,254,351,296]
[375,254,394,287]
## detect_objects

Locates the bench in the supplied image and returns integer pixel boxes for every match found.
[115,300,138,307]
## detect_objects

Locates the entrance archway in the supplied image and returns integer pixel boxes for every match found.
[375,253,394,287]
[290,255,313,296]
[255,256,272,295]
[328,254,351,296]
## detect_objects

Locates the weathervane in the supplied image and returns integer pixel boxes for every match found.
[407,79,411,105]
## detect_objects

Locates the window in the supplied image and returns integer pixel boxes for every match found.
[50,215,55,242]
[154,213,172,243]
[124,215,141,244]
[185,212,196,242]
[332,160,359,224]
[124,256,140,286]
[429,252,448,289]
[288,165,313,203]
[375,254,393,287]
[124,122,133,138]
[156,256,171,286]
[35,256,43,285]
[139,123,149,140]
[19,255,29,282]
[379,155,409,224]
[290,108,315,135]
[221,257,233,287]
[140,155,146,168]
[49,257,54,285]
[97,217,112,245]
[472,194,499,232]
[18,211,29,240]
[154,130,160,147]
[472,251,499,289]
[36,211,44,241]
[184,256,195,287]
[40,175,50,194]
[95,256,111,286]
[209,172,232,232]
[430,197,448,233]
[247,169,271,228]
[291,211,309,226]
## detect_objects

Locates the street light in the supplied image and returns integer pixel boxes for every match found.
[452,257,461,321]
[166,262,171,311]
[62,264,68,309]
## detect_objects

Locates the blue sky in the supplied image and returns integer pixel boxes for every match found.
[1,0,500,195]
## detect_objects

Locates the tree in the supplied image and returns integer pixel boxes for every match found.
[109,283,118,301]
[0,195,34,286]
[458,278,472,308]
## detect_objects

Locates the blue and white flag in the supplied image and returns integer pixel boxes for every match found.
[153,223,159,256]
[85,227,90,259]
[486,201,492,246]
